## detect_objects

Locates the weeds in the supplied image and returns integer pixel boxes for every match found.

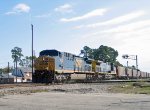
[110,82,150,94]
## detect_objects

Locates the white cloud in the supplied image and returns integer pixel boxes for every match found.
[5,3,30,15]
[5,11,17,15]
[75,11,146,29]
[101,19,150,33]
[81,19,150,39]
[14,3,30,13]
[55,4,73,13]
[60,8,108,22]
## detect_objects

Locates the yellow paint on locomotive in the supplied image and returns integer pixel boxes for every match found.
[75,58,83,67]
[48,58,55,72]
[34,56,55,72]
[92,61,96,72]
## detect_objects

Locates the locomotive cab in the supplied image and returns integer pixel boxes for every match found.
[33,50,59,83]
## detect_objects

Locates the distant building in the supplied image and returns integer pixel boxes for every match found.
[0,74,14,84]
[12,67,33,82]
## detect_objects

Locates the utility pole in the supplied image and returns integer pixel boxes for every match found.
[15,53,17,83]
[127,61,128,67]
[136,55,138,69]
[8,62,10,73]
[16,58,17,83]
[8,62,9,83]
[31,24,34,81]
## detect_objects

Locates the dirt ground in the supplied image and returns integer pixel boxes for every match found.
[0,83,150,110]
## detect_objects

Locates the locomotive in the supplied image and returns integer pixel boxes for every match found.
[33,49,150,83]
[33,49,115,83]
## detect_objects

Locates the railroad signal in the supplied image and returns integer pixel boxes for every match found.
[122,54,129,59]
[122,54,138,69]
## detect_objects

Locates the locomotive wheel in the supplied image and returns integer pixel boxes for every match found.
[54,74,71,83]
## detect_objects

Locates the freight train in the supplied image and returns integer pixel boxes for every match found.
[32,49,150,83]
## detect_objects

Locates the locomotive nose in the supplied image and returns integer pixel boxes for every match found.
[34,56,55,71]
[33,56,55,83]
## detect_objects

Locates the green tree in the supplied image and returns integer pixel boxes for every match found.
[11,47,23,82]
[114,61,123,66]
[0,68,2,74]
[11,47,23,68]
[0,67,13,74]
[82,45,121,65]
[21,56,36,67]
[82,46,93,58]
[95,45,118,63]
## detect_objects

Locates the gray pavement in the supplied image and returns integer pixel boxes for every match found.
[0,92,150,110]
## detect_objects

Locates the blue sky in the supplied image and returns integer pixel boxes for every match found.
[0,0,150,72]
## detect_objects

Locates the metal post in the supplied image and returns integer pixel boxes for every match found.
[31,24,34,81]
[127,61,128,67]
[8,62,9,83]
[136,55,138,69]
[15,53,17,83]
[16,59,17,83]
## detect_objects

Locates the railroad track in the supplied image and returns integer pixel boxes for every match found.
[0,79,150,89]
[0,83,49,89]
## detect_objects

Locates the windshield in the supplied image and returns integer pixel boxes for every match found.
[39,50,60,56]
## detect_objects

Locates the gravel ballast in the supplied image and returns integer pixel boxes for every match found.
[0,83,116,96]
